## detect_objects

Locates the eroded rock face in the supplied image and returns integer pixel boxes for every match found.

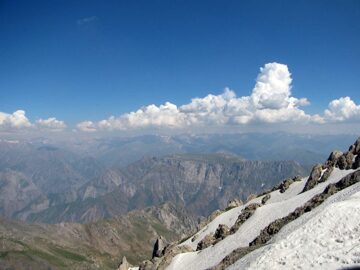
[154,244,193,270]
[353,155,360,169]
[152,237,166,258]
[227,199,243,209]
[261,194,271,205]
[139,260,154,270]
[196,234,216,251]
[230,203,261,234]
[327,150,343,166]
[279,178,294,193]
[118,256,130,270]
[246,194,257,203]
[302,164,323,192]
[214,224,230,240]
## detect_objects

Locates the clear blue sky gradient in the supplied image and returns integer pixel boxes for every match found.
[0,0,359,124]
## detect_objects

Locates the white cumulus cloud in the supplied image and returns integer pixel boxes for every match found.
[0,110,32,129]
[79,62,317,132]
[76,121,97,132]
[324,97,360,122]
[36,117,66,131]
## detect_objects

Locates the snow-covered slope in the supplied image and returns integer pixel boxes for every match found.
[230,182,360,270]
[167,168,356,270]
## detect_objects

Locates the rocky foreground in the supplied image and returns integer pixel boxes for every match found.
[128,137,360,270]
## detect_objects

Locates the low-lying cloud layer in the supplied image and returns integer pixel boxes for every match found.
[1,63,359,133]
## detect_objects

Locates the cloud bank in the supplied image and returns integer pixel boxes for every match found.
[2,63,359,134]
[0,111,66,132]
[79,62,355,132]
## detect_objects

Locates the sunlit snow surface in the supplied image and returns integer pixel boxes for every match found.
[167,168,357,270]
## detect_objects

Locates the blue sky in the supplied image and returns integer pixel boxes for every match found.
[0,0,360,133]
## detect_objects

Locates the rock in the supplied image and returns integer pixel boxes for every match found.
[353,137,360,154]
[261,193,271,205]
[118,256,130,270]
[337,155,347,169]
[326,150,343,166]
[318,166,333,183]
[246,194,257,203]
[196,234,215,251]
[353,155,360,169]
[198,209,222,230]
[293,175,302,182]
[214,224,230,240]
[154,244,193,270]
[337,152,353,170]
[226,199,243,209]
[139,260,154,270]
[302,164,323,192]
[279,178,294,193]
[191,234,198,242]
[345,152,354,169]
[152,236,166,258]
[230,203,261,233]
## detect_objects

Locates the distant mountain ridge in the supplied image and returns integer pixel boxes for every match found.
[27,154,306,223]
[0,133,356,224]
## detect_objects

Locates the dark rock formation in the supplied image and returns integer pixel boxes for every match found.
[152,237,166,258]
[214,224,230,240]
[302,164,323,192]
[230,203,261,234]
[279,178,294,193]
[226,199,243,210]
[261,194,271,205]
[196,234,216,251]
[353,155,360,169]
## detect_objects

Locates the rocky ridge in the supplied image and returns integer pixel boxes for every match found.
[132,136,360,270]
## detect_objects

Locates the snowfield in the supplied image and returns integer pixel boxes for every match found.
[230,182,360,270]
[167,168,358,270]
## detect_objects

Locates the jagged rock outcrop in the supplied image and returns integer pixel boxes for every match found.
[302,137,360,193]
[140,243,193,270]
[197,234,216,251]
[118,256,130,270]
[230,203,261,234]
[214,224,230,240]
[152,237,167,258]
[212,170,360,270]
[279,178,294,193]
[261,193,271,205]
[353,155,360,169]
[246,194,257,203]
[302,164,323,192]
[226,199,243,210]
